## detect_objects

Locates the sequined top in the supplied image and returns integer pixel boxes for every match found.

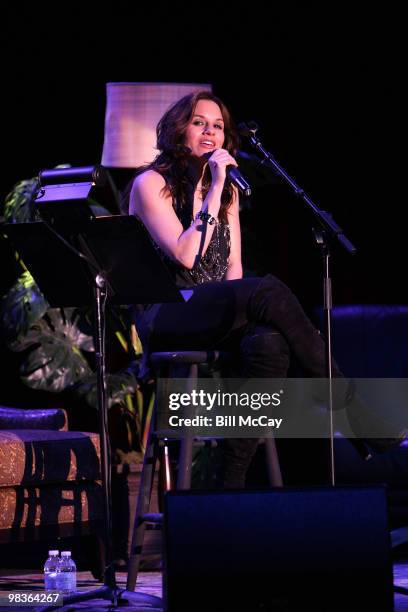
[155,168,231,287]
[161,219,231,287]
[133,168,231,378]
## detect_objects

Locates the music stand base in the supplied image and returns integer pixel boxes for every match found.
[38,585,162,610]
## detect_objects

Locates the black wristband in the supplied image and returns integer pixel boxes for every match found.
[195,211,218,225]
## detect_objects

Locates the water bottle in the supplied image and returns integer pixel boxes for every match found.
[56,551,77,594]
[44,550,59,591]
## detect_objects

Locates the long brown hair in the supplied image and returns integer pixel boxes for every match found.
[122,91,240,224]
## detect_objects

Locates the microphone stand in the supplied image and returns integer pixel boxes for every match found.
[241,123,356,486]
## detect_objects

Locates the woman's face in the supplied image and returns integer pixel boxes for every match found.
[184,99,225,158]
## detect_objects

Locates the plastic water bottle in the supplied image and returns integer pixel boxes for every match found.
[57,551,77,594]
[44,550,59,591]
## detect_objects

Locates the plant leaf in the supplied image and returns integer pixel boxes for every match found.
[0,271,49,347]
[72,370,139,410]
[46,308,95,352]
[18,309,94,392]
[4,178,40,223]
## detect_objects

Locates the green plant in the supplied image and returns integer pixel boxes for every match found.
[1,175,148,465]
[3,177,40,223]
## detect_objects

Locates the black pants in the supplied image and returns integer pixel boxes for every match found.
[136,275,372,487]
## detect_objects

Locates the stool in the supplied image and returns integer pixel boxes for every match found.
[126,350,283,590]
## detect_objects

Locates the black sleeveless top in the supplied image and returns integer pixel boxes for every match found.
[154,165,231,287]
[134,167,231,378]
[160,220,231,288]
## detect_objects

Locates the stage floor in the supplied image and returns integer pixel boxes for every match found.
[0,562,407,610]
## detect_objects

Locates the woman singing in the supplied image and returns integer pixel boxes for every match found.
[127,90,404,487]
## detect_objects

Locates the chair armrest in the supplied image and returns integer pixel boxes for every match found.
[0,406,68,431]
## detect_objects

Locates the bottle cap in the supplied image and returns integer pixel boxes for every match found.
[61,551,71,557]
[48,550,59,556]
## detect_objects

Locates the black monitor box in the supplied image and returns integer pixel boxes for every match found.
[164,486,393,612]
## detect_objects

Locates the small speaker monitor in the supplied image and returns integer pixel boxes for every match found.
[164,486,393,611]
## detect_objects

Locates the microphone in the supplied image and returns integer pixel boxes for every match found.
[227,166,252,197]
[203,152,252,197]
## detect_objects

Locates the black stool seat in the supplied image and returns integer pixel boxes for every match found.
[157,435,218,448]
[151,350,222,365]
[126,350,283,591]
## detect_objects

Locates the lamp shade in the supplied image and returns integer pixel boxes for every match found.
[101,82,212,168]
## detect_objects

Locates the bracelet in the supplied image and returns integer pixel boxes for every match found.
[195,211,218,225]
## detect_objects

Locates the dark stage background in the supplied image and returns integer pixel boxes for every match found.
[1,4,405,404]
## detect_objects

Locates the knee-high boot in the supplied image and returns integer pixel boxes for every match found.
[222,324,290,488]
[247,274,406,455]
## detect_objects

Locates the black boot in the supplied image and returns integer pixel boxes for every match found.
[341,379,408,458]
[248,274,407,459]
[221,438,259,488]
[364,432,408,456]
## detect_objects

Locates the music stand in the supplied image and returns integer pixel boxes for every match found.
[3,215,184,609]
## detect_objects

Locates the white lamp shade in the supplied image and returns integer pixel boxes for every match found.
[101,82,212,168]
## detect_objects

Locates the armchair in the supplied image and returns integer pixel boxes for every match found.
[0,405,103,571]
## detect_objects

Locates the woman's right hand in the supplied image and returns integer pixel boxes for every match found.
[206,148,238,188]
